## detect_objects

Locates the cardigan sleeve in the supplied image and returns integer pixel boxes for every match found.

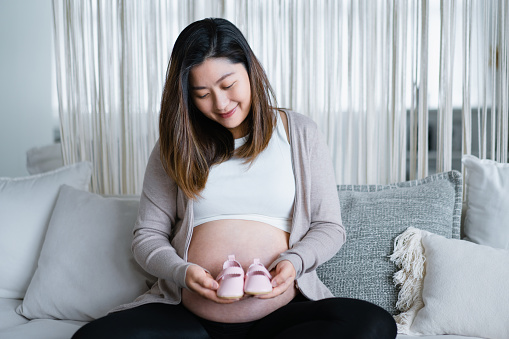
[131,142,193,289]
[269,114,346,279]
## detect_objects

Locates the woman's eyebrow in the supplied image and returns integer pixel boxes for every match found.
[191,72,235,90]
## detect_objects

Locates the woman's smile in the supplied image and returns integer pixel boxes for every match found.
[217,105,237,119]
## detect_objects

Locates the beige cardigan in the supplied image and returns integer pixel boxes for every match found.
[113,110,345,312]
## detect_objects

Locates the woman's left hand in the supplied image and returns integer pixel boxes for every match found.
[256,260,296,299]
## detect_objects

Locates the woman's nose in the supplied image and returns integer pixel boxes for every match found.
[214,91,229,111]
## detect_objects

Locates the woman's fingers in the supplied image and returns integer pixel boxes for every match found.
[200,273,219,290]
[257,260,296,299]
[195,284,238,304]
[186,265,237,303]
[257,275,293,299]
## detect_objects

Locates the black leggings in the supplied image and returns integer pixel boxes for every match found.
[72,295,397,339]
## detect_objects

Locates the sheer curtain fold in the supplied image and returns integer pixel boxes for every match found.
[437,0,456,173]
[53,0,509,194]
[462,0,472,167]
[463,0,509,164]
[417,0,430,179]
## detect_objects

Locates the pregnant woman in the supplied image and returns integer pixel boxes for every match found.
[73,18,397,339]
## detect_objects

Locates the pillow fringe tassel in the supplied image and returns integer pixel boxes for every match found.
[390,227,426,334]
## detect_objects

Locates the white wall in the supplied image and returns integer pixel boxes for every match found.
[0,0,58,177]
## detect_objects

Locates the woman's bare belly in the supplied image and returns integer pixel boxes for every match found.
[182,219,297,323]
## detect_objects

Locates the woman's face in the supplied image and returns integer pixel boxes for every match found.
[189,57,252,139]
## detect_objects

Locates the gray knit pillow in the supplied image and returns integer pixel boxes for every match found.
[316,171,462,315]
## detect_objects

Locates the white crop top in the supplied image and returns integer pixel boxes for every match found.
[193,112,295,232]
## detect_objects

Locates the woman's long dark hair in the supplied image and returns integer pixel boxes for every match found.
[159,18,277,199]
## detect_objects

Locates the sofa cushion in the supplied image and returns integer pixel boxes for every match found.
[0,318,85,339]
[17,185,156,321]
[462,154,509,249]
[0,299,27,330]
[391,227,509,338]
[317,171,462,315]
[0,162,92,299]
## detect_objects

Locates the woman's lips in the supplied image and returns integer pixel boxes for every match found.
[218,105,237,119]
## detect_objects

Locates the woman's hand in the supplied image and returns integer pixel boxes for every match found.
[257,260,296,299]
[185,265,237,304]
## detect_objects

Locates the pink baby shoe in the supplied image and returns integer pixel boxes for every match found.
[244,258,273,295]
[216,255,245,299]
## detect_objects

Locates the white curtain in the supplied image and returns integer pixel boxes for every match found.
[53,0,509,195]
[433,0,509,177]
[462,0,509,165]
[236,0,414,185]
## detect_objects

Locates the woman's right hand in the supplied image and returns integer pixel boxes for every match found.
[185,264,237,304]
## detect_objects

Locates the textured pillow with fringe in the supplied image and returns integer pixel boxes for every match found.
[318,171,462,315]
[391,227,509,339]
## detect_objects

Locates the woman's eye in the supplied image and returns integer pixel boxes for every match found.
[225,82,236,89]
[196,93,208,99]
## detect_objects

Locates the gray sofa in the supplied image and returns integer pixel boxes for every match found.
[1,160,503,339]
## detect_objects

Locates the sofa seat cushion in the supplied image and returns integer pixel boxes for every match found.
[0,317,85,339]
[1,296,85,339]
[0,298,27,330]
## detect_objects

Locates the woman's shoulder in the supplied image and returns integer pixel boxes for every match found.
[280,109,319,134]
[143,139,178,190]
[146,140,162,168]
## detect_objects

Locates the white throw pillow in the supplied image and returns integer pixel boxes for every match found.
[17,185,156,321]
[0,162,92,299]
[391,227,509,339]
[462,154,509,249]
